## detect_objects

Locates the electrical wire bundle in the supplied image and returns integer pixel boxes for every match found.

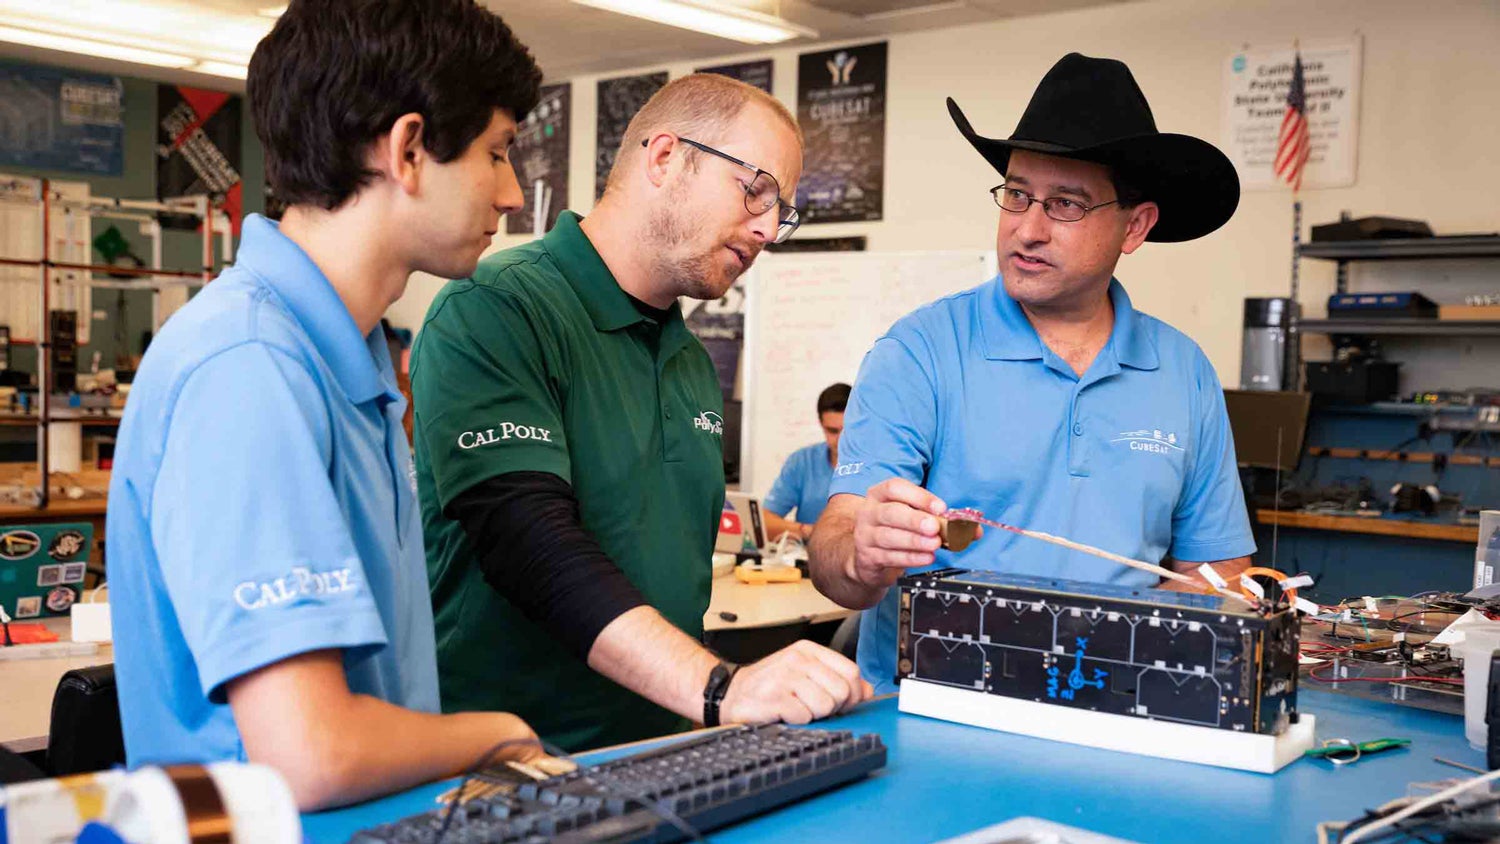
[1299,594,1466,692]
[1319,769,1500,843]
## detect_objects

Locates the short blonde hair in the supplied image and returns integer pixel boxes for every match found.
[605,72,801,194]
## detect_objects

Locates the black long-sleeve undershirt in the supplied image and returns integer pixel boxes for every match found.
[446,471,647,660]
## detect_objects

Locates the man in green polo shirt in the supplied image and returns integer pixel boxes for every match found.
[412,73,872,751]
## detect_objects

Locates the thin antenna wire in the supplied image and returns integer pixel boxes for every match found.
[1272,426,1284,569]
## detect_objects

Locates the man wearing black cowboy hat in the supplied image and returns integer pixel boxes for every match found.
[808,53,1255,693]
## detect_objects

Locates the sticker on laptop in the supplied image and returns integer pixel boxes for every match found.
[0,529,40,561]
[14,596,41,618]
[60,562,87,584]
[48,530,87,561]
[37,564,63,587]
[45,586,76,613]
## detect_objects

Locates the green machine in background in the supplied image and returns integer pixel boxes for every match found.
[0,522,94,618]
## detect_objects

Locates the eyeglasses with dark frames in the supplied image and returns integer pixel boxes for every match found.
[990,183,1119,223]
[642,136,801,243]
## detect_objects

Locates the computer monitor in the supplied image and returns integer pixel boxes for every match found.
[1223,389,1311,471]
[722,399,742,485]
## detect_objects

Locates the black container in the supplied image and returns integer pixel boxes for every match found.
[1240,297,1299,391]
[1310,215,1433,241]
[1304,359,1401,403]
[896,569,1300,735]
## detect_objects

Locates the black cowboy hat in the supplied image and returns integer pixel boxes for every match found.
[949,52,1240,243]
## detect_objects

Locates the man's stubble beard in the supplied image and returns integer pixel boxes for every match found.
[646,180,736,302]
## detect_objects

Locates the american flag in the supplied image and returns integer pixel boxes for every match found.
[1274,51,1311,192]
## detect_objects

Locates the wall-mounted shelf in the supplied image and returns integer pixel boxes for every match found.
[1298,318,1500,337]
[0,414,120,427]
[1305,446,1499,468]
[1256,509,1478,543]
[1299,235,1500,262]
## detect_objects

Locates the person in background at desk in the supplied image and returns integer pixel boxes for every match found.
[105,0,552,810]
[411,74,871,753]
[763,383,850,542]
[809,53,1255,694]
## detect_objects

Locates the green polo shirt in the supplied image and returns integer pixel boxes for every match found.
[410,211,725,751]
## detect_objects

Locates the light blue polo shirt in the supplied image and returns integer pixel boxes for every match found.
[763,442,834,525]
[108,213,439,766]
[829,277,1255,693]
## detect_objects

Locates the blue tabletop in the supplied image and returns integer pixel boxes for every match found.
[303,689,1480,843]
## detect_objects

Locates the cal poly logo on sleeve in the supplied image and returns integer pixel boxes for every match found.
[234,566,359,611]
[456,421,553,450]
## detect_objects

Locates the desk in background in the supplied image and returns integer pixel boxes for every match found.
[703,570,856,663]
[0,615,112,754]
[303,689,1480,843]
[704,571,853,632]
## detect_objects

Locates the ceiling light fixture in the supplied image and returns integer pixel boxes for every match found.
[191,60,249,79]
[570,0,817,45]
[0,24,196,68]
[859,1,967,21]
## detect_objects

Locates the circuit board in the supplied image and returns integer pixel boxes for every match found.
[897,569,1301,734]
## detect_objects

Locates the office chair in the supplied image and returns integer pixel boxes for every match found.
[48,663,126,776]
[828,613,861,662]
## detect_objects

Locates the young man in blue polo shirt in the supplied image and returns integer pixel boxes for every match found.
[107,0,550,809]
[762,383,849,543]
[809,53,1256,694]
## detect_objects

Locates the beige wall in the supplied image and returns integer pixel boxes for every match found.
[386,0,1500,382]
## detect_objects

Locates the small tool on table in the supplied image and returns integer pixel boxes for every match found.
[735,564,802,585]
[1304,737,1411,767]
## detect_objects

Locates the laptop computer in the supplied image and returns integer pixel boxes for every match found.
[718,492,766,556]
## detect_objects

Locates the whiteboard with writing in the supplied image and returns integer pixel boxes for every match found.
[740,250,996,497]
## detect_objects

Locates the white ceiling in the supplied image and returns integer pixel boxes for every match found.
[0,0,1135,89]
[476,0,1135,81]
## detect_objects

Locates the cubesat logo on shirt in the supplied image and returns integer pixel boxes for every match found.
[234,566,358,611]
[1111,428,1184,457]
[693,411,723,436]
[456,422,553,450]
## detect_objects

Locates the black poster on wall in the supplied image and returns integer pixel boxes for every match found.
[796,41,886,224]
[0,60,124,175]
[695,59,773,94]
[685,284,745,399]
[506,83,571,236]
[156,85,243,233]
[595,71,668,200]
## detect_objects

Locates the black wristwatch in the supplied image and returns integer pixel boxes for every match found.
[702,661,740,727]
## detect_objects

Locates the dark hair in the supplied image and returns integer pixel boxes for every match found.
[1110,166,1146,209]
[248,0,542,210]
[817,383,852,416]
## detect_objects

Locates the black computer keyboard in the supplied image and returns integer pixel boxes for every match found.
[350,724,888,843]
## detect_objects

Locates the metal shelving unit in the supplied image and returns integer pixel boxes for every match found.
[0,176,230,510]
[1286,208,1500,389]
[1300,234,1500,265]
[1297,318,1500,337]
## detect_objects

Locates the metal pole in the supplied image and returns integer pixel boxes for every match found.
[36,181,51,510]
[200,195,213,285]
[149,217,163,334]
[1288,199,1302,392]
